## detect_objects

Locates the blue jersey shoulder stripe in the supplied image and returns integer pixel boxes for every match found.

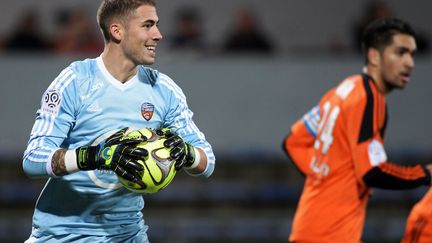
[301,106,320,138]
[158,73,187,102]
[25,67,76,165]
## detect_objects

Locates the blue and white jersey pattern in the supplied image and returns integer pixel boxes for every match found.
[301,105,320,138]
[22,56,215,240]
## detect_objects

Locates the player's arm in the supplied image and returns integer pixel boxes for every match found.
[283,106,319,175]
[53,128,148,186]
[26,124,147,185]
[350,132,431,190]
[181,146,208,174]
[362,159,431,189]
[350,118,431,189]
[159,73,215,178]
[346,78,431,189]
[353,136,431,189]
[22,67,146,184]
[51,149,67,176]
[156,128,208,174]
[23,66,78,179]
[162,106,214,177]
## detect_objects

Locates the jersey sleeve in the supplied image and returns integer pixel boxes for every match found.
[283,106,319,175]
[345,77,430,189]
[158,73,215,178]
[22,66,78,178]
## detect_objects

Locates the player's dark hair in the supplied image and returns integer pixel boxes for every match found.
[361,17,415,64]
[97,0,156,42]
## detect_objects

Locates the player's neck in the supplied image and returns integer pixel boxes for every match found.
[101,47,137,83]
[363,66,390,95]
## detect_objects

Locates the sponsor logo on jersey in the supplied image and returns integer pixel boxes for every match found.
[87,101,102,112]
[141,102,154,121]
[81,82,104,100]
[42,90,61,116]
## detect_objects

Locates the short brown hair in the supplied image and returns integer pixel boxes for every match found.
[97,0,156,41]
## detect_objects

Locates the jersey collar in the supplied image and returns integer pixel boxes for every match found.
[96,56,139,91]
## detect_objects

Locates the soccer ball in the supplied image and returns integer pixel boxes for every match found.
[118,128,177,194]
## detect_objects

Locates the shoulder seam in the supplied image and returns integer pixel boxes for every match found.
[358,74,374,143]
[158,73,186,102]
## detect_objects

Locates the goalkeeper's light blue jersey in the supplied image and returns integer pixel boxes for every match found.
[22,56,215,241]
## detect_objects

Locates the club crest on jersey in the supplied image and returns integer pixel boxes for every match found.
[42,90,61,116]
[141,102,154,121]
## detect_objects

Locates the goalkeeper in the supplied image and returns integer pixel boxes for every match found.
[22,0,215,242]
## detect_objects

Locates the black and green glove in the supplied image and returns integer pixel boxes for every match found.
[155,128,196,170]
[76,127,148,186]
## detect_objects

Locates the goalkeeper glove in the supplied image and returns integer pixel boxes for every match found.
[75,127,148,186]
[155,128,197,170]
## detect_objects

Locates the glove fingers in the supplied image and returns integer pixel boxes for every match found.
[170,146,185,160]
[122,130,149,144]
[106,127,130,145]
[163,130,175,138]
[117,156,144,172]
[174,158,186,171]
[157,128,177,138]
[155,128,165,136]
[113,165,146,188]
[117,144,148,160]
[122,146,148,159]
[164,136,183,148]
[121,138,146,145]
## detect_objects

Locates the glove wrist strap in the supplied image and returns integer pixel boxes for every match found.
[76,146,99,170]
[65,149,79,173]
[185,147,201,170]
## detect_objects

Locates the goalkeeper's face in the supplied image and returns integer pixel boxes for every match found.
[120,5,163,65]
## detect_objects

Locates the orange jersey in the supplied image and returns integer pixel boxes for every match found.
[284,74,429,243]
[402,189,432,243]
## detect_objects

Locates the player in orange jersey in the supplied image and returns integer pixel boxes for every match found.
[402,188,432,243]
[283,18,432,243]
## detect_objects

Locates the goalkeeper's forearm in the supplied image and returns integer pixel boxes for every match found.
[49,144,208,176]
[50,148,92,176]
[23,147,96,178]
[23,148,77,178]
[51,148,69,176]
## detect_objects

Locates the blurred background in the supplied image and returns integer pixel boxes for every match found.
[1,0,431,242]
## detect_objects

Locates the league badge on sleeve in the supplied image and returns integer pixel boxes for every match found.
[141,102,154,121]
[42,90,61,116]
[368,139,387,166]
